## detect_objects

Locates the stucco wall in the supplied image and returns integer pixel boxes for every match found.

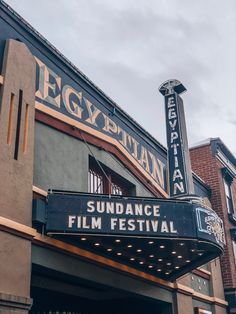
[34,122,154,197]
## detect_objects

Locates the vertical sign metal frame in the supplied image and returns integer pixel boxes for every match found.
[159,79,195,198]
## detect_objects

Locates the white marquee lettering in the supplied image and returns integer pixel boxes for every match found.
[170,221,177,233]
[131,137,139,159]
[87,201,95,212]
[169,119,177,129]
[111,218,118,230]
[171,131,178,143]
[148,152,165,188]
[126,203,134,215]
[68,215,76,228]
[153,205,160,217]
[62,85,83,118]
[168,108,177,119]
[102,114,118,134]
[174,156,179,168]
[128,219,136,231]
[35,57,61,107]
[161,221,169,233]
[106,202,114,214]
[134,204,143,215]
[84,98,101,127]
[118,126,132,150]
[139,146,150,173]
[171,143,179,155]
[173,169,183,181]
[167,96,175,108]
[144,205,152,216]
[173,182,185,194]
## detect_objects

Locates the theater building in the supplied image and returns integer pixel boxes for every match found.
[0,1,228,314]
[190,139,236,314]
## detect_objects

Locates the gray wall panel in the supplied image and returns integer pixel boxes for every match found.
[34,122,154,197]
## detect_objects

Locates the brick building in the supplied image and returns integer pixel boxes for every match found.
[190,138,236,314]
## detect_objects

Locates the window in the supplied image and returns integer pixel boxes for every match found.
[88,156,134,196]
[233,240,236,265]
[89,168,104,194]
[111,182,123,195]
[222,169,235,215]
[224,178,234,214]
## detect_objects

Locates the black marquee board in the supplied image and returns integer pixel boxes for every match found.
[46,192,225,250]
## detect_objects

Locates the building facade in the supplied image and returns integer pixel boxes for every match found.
[0,1,228,313]
[191,138,236,314]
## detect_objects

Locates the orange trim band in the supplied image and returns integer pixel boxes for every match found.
[0,216,36,239]
[193,291,228,306]
[192,268,211,280]
[33,185,47,196]
[197,268,211,276]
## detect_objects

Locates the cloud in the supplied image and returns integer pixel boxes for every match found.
[5,0,236,154]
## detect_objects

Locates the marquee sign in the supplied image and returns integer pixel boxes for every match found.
[196,207,225,245]
[45,191,225,280]
[165,93,188,196]
[46,192,225,248]
[47,193,193,237]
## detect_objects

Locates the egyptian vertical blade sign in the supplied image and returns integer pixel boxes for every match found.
[159,80,195,198]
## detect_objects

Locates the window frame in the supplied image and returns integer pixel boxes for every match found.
[223,178,234,214]
[88,167,104,194]
[222,168,235,215]
[88,156,135,196]
[232,240,236,265]
[231,229,236,266]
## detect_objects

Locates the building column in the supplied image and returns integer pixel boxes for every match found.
[209,259,228,314]
[0,39,36,313]
[174,276,193,314]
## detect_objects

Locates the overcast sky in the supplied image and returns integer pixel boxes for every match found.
[6,0,236,155]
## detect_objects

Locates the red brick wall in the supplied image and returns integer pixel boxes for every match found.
[190,144,236,289]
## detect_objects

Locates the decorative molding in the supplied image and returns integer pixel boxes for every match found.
[217,151,236,178]
[197,268,211,276]
[174,283,194,296]
[192,268,211,280]
[0,216,36,240]
[193,291,228,306]
[174,283,227,307]
[33,185,47,197]
[0,292,32,311]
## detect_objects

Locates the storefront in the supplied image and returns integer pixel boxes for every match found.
[0,1,228,313]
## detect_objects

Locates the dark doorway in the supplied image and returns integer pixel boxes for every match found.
[30,286,172,314]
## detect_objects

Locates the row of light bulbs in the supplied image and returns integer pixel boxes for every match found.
[79,237,204,275]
